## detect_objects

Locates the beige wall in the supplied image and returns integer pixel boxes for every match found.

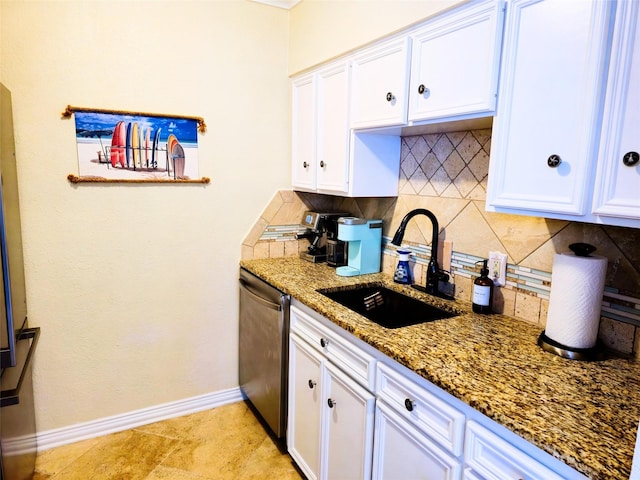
[1,1,290,432]
[288,0,463,74]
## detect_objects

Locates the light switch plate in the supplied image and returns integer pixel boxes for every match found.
[488,251,507,286]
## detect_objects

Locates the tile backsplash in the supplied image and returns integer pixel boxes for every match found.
[242,129,640,358]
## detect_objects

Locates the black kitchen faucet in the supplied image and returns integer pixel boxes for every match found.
[391,208,451,298]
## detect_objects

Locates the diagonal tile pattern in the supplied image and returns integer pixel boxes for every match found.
[34,402,302,480]
[400,130,491,199]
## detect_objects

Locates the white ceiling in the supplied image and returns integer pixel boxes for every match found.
[250,0,301,10]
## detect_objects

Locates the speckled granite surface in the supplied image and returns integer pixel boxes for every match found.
[240,256,640,480]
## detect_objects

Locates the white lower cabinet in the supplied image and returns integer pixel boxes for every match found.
[287,300,587,480]
[324,362,375,480]
[373,400,462,480]
[288,305,375,480]
[288,333,323,480]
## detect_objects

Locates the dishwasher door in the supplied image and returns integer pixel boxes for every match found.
[238,268,290,441]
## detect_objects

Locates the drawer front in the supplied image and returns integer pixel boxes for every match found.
[464,421,564,480]
[376,362,465,456]
[291,305,376,391]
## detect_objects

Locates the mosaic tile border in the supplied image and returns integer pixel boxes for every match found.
[259,224,307,242]
[256,226,640,328]
[382,236,640,328]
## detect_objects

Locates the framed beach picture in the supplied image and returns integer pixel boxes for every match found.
[68,107,207,183]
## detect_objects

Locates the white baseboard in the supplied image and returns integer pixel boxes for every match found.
[36,387,246,452]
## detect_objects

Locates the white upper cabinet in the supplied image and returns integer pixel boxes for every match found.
[486,0,614,218]
[350,37,411,129]
[316,62,350,194]
[292,73,317,192]
[591,0,640,222]
[408,0,504,123]
[486,0,640,228]
[291,60,400,197]
[292,61,350,195]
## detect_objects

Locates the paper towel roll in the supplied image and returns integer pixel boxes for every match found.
[545,252,607,349]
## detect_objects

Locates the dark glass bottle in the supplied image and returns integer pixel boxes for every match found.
[472,259,494,314]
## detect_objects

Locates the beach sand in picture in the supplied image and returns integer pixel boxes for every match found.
[76,139,199,181]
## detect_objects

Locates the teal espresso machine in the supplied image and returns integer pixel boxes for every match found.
[336,217,383,277]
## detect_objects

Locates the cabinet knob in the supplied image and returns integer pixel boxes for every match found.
[303,161,309,168]
[404,398,415,412]
[386,92,395,102]
[320,338,329,348]
[418,84,428,95]
[308,379,316,389]
[320,161,326,168]
[547,154,562,168]
[327,398,336,408]
[623,151,639,167]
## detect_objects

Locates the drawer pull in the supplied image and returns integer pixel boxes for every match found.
[320,338,329,348]
[386,92,395,102]
[418,84,429,95]
[547,154,561,168]
[308,379,316,389]
[404,398,415,412]
[327,398,337,408]
[623,151,639,167]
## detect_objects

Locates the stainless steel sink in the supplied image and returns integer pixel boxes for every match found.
[317,283,459,329]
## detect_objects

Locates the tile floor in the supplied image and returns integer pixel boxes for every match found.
[34,401,303,480]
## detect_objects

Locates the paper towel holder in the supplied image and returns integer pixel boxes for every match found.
[568,242,597,257]
[537,331,604,361]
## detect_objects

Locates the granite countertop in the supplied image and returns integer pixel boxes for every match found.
[241,257,640,479]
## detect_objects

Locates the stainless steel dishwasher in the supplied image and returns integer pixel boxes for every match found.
[238,268,290,443]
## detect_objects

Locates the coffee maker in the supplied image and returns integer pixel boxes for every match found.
[297,211,350,266]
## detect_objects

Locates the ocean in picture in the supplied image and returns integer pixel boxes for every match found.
[74,111,199,181]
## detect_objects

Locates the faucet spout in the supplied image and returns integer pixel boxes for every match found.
[391,208,450,297]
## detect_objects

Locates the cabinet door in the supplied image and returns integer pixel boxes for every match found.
[288,334,324,480]
[486,0,614,216]
[350,37,411,129]
[316,62,350,194]
[592,0,640,220]
[292,73,316,191]
[408,0,504,123]
[322,362,375,480]
[372,401,462,480]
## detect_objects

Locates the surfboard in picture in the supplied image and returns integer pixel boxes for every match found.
[166,134,178,174]
[151,128,161,169]
[109,121,123,167]
[171,142,186,180]
[132,122,140,169]
[144,127,150,167]
[125,122,133,168]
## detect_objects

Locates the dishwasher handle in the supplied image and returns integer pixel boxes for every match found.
[239,279,283,311]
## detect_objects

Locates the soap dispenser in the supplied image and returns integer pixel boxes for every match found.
[472,259,494,314]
